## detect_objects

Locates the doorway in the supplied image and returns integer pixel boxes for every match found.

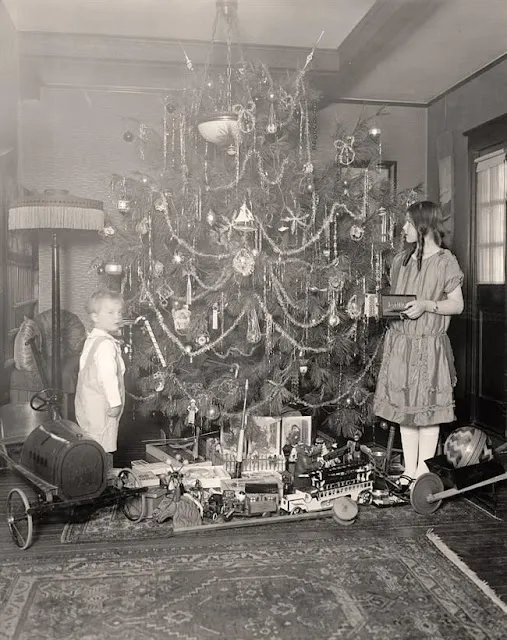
[471,148,506,437]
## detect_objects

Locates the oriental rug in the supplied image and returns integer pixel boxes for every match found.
[61,496,496,545]
[1,532,506,640]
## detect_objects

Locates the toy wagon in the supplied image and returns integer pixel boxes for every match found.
[0,400,147,550]
[409,424,507,516]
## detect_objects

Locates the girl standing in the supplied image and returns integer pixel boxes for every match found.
[374,201,464,485]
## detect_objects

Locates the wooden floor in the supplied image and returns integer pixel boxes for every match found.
[1,415,507,605]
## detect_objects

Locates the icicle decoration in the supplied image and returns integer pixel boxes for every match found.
[212,303,219,330]
[362,169,369,220]
[186,274,192,306]
[246,306,261,343]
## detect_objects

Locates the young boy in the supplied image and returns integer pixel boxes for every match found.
[75,290,125,464]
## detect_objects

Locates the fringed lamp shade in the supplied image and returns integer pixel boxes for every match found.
[8,190,104,232]
[8,190,104,409]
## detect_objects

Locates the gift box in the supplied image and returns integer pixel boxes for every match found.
[379,294,416,318]
[142,486,169,519]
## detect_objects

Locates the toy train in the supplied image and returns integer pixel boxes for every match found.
[197,461,375,521]
[202,482,280,520]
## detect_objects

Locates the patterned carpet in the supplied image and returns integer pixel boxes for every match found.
[1,531,506,640]
[60,496,496,545]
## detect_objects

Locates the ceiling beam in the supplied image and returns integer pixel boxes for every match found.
[330,0,446,98]
[19,30,345,100]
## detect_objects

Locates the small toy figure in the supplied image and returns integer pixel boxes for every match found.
[293,443,323,489]
[187,399,198,426]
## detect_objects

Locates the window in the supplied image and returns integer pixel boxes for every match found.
[475,150,506,284]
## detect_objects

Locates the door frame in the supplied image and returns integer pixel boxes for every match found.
[464,113,507,439]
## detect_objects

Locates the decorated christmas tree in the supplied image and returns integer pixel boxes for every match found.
[95,3,418,441]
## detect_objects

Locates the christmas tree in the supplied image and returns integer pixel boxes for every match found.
[96,4,418,441]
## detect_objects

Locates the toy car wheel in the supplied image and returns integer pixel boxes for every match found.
[410,472,445,515]
[358,490,373,505]
[291,507,304,515]
[7,488,34,550]
[118,469,146,523]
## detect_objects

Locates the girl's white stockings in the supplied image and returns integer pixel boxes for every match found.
[399,425,440,479]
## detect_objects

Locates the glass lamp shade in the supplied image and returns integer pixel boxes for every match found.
[197,112,240,154]
[104,262,123,276]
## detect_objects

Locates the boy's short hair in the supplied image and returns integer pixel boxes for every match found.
[86,290,124,315]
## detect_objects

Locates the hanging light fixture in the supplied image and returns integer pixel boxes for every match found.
[197,112,239,155]
[196,0,242,154]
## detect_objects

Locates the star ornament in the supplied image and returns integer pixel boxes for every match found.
[279,206,310,233]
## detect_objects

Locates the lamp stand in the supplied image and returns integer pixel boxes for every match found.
[51,232,62,393]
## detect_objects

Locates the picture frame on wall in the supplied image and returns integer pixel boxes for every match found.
[347,160,397,193]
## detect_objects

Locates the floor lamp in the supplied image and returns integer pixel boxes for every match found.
[9,190,104,405]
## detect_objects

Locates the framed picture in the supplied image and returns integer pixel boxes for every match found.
[280,416,312,453]
[347,160,397,192]
[246,416,281,457]
[220,423,242,457]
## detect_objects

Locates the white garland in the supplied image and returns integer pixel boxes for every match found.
[256,201,353,257]
[271,280,328,329]
[145,286,248,358]
[255,297,329,354]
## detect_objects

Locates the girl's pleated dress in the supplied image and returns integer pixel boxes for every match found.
[373,248,464,427]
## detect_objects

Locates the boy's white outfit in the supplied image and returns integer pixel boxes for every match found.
[75,328,125,453]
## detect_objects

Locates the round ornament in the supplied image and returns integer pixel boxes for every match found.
[266,123,277,134]
[207,405,220,420]
[154,197,167,212]
[368,126,382,140]
[96,264,105,275]
[328,314,340,327]
[350,225,364,241]
[444,426,494,469]
[153,371,166,393]
[346,295,362,319]
[233,248,255,276]
[123,130,134,142]
[152,260,165,278]
[102,225,116,236]
[195,333,209,347]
